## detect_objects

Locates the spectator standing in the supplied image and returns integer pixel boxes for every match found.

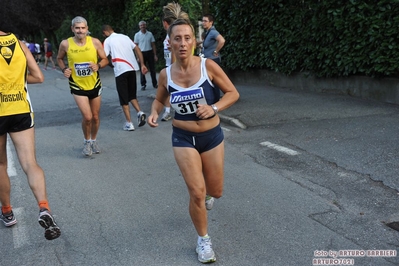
[0,30,61,240]
[56,16,108,156]
[102,24,148,131]
[200,14,225,66]
[134,21,158,90]
[43,37,56,70]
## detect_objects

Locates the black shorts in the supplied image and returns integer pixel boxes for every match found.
[70,87,102,100]
[0,113,34,136]
[115,71,137,105]
[172,124,224,154]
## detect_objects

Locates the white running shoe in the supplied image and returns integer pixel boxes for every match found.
[123,122,135,131]
[138,112,146,127]
[0,211,17,227]
[91,141,101,154]
[205,195,214,210]
[196,236,216,263]
[38,209,61,240]
[82,141,92,156]
[161,111,172,121]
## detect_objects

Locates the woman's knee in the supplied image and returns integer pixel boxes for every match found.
[210,188,223,199]
[82,114,93,123]
[92,114,100,122]
[189,188,206,203]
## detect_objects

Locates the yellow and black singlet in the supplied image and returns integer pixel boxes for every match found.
[67,36,101,91]
[0,32,33,117]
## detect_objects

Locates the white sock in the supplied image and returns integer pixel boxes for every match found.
[165,107,170,113]
[198,234,209,244]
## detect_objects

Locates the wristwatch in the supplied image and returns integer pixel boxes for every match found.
[211,104,218,114]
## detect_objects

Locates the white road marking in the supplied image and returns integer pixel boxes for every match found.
[12,207,30,249]
[6,137,17,176]
[5,140,30,248]
[338,172,348,177]
[221,126,231,132]
[260,141,300,156]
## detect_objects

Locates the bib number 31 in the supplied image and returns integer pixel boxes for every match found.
[177,100,199,114]
[170,87,207,115]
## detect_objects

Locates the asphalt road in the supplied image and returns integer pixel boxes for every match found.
[1,66,398,266]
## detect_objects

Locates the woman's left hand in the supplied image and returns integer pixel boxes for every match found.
[196,104,216,120]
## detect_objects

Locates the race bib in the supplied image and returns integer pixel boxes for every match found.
[74,62,93,77]
[170,87,207,115]
[164,50,171,59]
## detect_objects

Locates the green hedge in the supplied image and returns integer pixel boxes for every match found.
[214,0,399,77]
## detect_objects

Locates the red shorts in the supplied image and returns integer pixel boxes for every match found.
[46,51,53,58]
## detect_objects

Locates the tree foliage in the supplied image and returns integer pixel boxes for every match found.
[3,0,397,78]
[0,0,123,46]
[1,0,201,68]
[1,0,73,43]
[214,0,399,77]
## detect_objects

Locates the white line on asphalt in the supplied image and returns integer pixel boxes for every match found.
[221,126,231,132]
[260,141,300,156]
[12,207,30,249]
[5,140,29,248]
[6,137,17,176]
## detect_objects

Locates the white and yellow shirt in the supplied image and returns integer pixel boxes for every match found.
[67,36,101,91]
[0,32,33,116]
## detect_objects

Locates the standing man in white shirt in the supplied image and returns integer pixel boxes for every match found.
[102,25,149,131]
[134,21,158,91]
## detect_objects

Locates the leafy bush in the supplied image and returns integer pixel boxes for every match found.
[214,0,399,77]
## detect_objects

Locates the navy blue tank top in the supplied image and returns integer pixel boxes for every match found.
[167,58,220,121]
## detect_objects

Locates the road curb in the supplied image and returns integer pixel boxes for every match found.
[219,113,247,129]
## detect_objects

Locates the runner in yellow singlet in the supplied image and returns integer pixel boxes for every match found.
[66,36,102,91]
[0,30,61,240]
[57,16,108,157]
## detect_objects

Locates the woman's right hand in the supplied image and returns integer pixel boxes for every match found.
[147,113,159,128]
